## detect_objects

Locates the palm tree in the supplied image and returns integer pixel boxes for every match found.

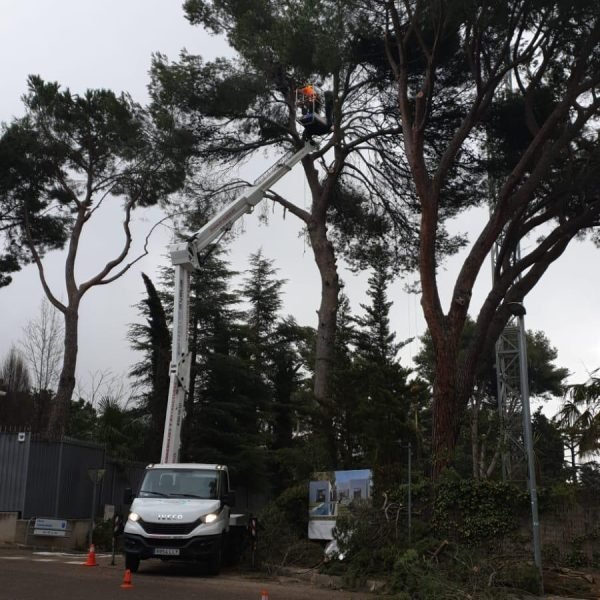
[556,370,600,480]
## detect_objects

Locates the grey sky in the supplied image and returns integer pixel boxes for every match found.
[0,1,598,412]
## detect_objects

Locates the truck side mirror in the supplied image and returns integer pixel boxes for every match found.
[223,490,236,507]
[123,487,134,505]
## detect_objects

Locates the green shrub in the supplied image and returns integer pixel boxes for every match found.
[327,477,529,598]
[272,483,308,537]
[254,484,322,572]
[91,519,116,551]
[433,478,529,543]
[565,549,587,568]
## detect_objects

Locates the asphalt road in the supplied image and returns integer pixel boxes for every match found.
[0,548,371,600]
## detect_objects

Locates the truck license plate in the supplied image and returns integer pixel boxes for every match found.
[154,548,180,556]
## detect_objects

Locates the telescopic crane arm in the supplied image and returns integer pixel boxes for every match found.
[161,140,318,463]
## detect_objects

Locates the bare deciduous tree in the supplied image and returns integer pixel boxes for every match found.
[75,369,136,410]
[20,298,64,392]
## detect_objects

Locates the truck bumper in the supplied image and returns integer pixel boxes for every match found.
[124,533,221,561]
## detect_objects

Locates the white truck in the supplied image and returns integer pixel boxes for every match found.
[123,129,321,573]
[123,463,241,574]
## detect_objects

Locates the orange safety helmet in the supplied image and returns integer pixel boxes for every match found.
[300,85,316,100]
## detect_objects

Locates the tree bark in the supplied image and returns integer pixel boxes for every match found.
[309,224,339,406]
[430,344,461,478]
[428,324,485,479]
[270,176,341,467]
[307,212,340,467]
[46,307,79,437]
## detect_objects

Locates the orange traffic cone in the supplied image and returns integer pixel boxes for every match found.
[120,569,134,589]
[83,543,98,567]
[260,590,269,600]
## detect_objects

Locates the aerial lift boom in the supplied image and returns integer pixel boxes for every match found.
[161,140,318,463]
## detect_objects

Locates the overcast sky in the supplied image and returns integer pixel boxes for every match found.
[0,1,598,413]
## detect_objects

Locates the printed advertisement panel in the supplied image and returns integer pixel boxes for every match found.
[308,469,372,540]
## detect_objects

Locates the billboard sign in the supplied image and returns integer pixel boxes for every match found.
[308,468,372,540]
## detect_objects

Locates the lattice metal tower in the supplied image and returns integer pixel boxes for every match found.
[492,241,528,480]
[491,241,542,572]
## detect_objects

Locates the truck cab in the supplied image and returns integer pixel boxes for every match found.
[123,463,235,574]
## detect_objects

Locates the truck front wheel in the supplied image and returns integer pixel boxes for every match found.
[125,552,140,573]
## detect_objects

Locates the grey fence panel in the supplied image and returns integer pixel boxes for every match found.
[23,439,61,519]
[101,460,146,513]
[100,461,146,516]
[23,437,106,519]
[57,439,105,519]
[0,432,31,514]
[2,434,149,520]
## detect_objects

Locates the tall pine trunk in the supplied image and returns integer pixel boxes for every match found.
[431,374,460,478]
[308,214,340,468]
[429,334,470,479]
[46,308,79,437]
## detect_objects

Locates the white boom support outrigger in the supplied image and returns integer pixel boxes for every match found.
[161,140,318,463]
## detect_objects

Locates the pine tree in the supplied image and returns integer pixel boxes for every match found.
[327,291,363,469]
[181,249,273,491]
[379,0,600,477]
[266,316,316,492]
[237,249,285,366]
[234,250,292,492]
[353,251,412,467]
[149,0,426,432]
[0,77,188,436]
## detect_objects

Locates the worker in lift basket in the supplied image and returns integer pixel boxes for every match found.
[297,84,332,139]
[299,84,322,114]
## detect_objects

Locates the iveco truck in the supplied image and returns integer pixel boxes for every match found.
[123,463,241,574]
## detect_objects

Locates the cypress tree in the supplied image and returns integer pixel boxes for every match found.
[128,273,171,461]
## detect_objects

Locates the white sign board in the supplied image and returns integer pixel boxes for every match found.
[34,518,68,537]
[308,519,336,540]
[308,469,372,540]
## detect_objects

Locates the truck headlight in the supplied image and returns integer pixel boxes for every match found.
[128,512,140,522]
[202,513,218,524]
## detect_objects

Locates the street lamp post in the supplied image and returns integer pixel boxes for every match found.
[508,302,543,593]
[88,468,105,546]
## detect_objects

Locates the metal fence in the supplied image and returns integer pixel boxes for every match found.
[0,431,30,513]
[0,431,145,520]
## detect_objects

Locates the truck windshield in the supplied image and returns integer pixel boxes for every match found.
[139,469,219,499]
